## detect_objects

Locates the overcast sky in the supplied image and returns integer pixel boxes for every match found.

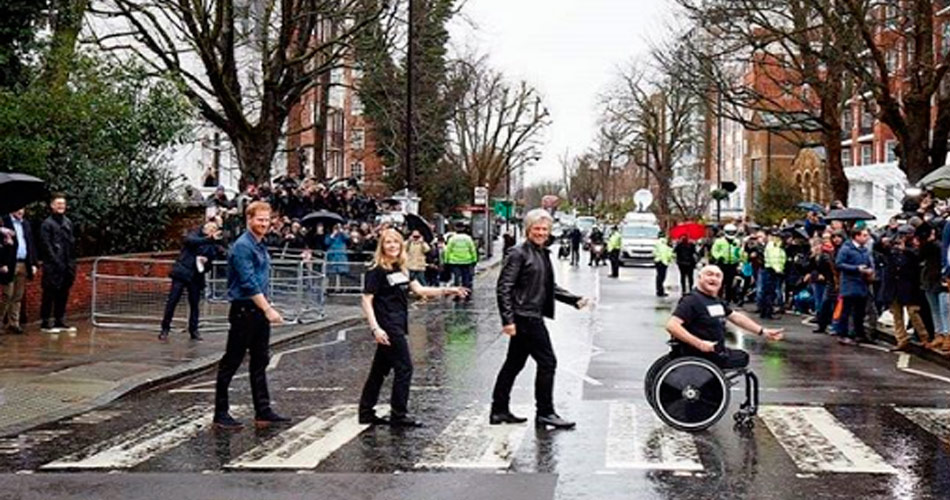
[447,0,676,185]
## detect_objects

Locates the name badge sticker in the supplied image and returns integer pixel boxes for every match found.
[706,304,725,317]
[387,272,410,286]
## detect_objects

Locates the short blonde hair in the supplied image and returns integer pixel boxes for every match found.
[373,229,407,272]
[523,208,553,236]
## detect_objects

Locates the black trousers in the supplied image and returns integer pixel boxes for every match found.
[720,264,738,303]
[609,249,620,277]
[214,302,272,418]
[655,263,668,295]
[570,245,581,266]
[837,295,867,339]
[816,287,837,331]
[41,277,74,325]
[491,316,557,416]
[160,279,202,334]
[358,333,413,419]
[678,264,694,293]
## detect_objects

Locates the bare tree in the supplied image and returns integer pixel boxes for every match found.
[807,0,950,182]
[86,0,389,184]
[671,0,850,203]
[446,54,550,194]
[600,62,706,227]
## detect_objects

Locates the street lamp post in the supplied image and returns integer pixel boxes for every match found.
[405,0,414,193]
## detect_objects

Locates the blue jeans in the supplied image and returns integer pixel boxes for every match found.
[452,264,474,291]
[755,268,764,305]
[925,290,950,334]
[812,283,826,316]
[409,270,427,286]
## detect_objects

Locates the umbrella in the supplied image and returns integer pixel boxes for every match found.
[0,173,45,214]
[405,213,434,242]
[796,202,824,213]
[669,222,706,241]
[918,164,950,197]
[301,210,345,228]
[780,226,810,240]
[826,207,876,221]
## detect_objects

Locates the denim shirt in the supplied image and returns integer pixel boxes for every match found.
[228,231,270,301]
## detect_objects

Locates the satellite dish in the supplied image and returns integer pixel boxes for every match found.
[633,189,654,212]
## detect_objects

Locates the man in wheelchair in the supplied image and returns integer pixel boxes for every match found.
[646,265,784,431]
[666,265,784,367]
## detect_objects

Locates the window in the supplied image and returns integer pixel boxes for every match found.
[860,105,874,130]
[351,94,364,116]
[842,108,853,134]
[842,148,852,167]
[886,185,895,209]
[861,144,873,165]
[885,140,897,162]
[886,48,898,72]
[351,161,365,179]
[943,23,950,57]
[351,128,365,150]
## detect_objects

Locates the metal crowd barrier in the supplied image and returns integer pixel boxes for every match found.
[321,251,374,295]
[92,255,327,331]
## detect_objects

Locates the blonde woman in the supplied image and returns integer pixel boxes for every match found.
[358,229,468,427]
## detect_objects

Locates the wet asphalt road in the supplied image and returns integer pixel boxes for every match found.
[3,249,950,499]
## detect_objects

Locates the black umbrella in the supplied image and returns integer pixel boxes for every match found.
[405,213,434,242]
[796,202,824,213]
[0,173,45,214]
[825,207,876,221]
[301,210,345,228]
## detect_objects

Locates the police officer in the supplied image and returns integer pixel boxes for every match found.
[666,265,783,369]
[213,201,290,430]
[711,224,742,304]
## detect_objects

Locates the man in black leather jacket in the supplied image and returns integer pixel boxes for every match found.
[491,208,590,430]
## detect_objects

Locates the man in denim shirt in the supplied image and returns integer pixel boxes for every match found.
[213,201,290,430]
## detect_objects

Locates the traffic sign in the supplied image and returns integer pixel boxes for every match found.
[474,186,489,205]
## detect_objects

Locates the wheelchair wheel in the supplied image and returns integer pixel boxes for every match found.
[652,357,730,432]
[644,354,673,411]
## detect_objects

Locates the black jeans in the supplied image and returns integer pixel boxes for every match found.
[214,302,272,418]
[570,245,581,266]
[720,264,738,303]
[655,263,668,295]
[678,264,694,293]
[491,316,557,416]
[837,295,867,339]
[41,277,74,325]
[160,279,202,334]
[816,287,837,331]
[358,333,413,419]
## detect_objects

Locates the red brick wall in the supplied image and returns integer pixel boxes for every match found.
[19,252,178,325]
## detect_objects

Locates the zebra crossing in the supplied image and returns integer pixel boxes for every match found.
[9,402,950,475]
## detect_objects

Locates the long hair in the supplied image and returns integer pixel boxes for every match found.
[372,228,407,272]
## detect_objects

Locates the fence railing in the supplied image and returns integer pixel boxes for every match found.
[92,255,327,331]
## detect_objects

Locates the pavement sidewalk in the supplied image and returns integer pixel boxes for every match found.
[0,305,362,437]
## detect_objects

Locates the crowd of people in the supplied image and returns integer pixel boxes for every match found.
[653,193,950,354]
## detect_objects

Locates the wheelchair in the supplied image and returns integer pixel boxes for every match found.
[644,341,759,432]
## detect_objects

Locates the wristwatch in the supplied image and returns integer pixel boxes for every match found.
[757,327,765,336]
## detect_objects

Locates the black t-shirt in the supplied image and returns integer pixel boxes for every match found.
[364,266,411,335]
[672,290,732,346]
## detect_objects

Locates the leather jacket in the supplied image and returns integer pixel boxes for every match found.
[497,241,581,325]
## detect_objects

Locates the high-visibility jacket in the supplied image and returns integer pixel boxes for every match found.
[711,236,741,265]
[764,241,786,274]
[444,233,478,265]
[607,231,622,252]
[653,240,674,265]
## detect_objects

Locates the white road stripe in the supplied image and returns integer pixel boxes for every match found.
[605,402,703,471]
[759,406,896,474]
[415,405,529,469]
[42,405,234,470]
[226,405,372,470]
[896,408,950,443]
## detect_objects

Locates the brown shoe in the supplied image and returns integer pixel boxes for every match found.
[890,342,910,352]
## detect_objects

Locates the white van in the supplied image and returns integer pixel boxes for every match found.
[619,212,661,266]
